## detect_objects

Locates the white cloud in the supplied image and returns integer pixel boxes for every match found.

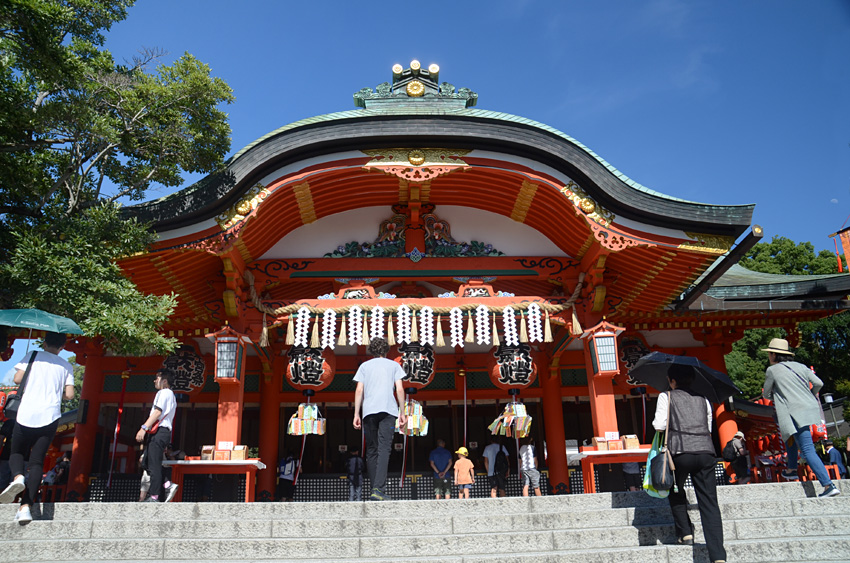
[1,367,15,386]
[831,198,839,204]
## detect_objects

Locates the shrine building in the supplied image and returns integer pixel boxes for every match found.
[55,61,850,500]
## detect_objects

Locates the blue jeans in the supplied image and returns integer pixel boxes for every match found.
[786,425,833,488]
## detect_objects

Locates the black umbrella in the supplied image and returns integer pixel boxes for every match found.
[629,351,740,403]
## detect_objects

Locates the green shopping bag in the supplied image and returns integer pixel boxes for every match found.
[643,431,669,499]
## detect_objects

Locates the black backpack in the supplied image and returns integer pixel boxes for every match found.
[494,448,509,475]
[722,439,738,462]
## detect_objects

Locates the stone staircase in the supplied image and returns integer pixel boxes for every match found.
[1,480,849,563]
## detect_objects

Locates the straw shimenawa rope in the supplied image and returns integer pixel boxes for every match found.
[243,270,586,328]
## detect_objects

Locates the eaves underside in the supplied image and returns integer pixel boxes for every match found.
[126,112,754,238]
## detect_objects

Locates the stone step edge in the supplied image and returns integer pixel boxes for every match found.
[7,536,850,563]
[7,494,846,519]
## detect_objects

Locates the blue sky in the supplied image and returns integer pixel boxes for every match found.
[3,0,850,377]
[99,0,850,253]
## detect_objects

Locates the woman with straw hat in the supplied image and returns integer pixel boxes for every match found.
[762,338,839,498]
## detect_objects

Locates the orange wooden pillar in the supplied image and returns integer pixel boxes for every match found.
[209,327,248,449]
[66,339,104,501]
[583,345,618,436]
[216,383,245,447]
[257,356,282,501]
[542,365,570,493]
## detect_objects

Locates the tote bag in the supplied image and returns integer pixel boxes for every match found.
[643,431,669,499]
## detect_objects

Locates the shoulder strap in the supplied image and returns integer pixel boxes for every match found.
[779,362,809,387]
[17,351,38,398]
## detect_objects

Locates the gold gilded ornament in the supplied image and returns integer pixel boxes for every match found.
[408,150,426,165]
[579,198,596,214]
[236,200,252,215]
[406,80,425,97]
[392,63,403,74]
[410,60,421,70]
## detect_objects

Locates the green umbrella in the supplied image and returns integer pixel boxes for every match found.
[0,308,83,335]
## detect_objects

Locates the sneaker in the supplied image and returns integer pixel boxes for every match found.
[369,489,389,501]
[677,534,694,545]
[780,469,799,481]
[165,483,179,502]
[14,505,32,525]
[818,484,841,498]
[0,476,25,504]
[142,496,159,502]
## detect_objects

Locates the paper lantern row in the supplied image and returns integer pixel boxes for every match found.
[286,303,553,349]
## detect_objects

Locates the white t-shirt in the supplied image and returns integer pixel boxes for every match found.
[353,357,404,418]
[150,388,177,430]
[482,443,509,476]
[14,351,74,428]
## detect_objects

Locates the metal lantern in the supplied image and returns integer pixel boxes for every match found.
[580,320,625,376]
[207,326,250,384]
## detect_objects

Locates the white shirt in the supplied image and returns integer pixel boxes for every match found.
[14,351,74,428]
[519,444,536,471]
[482,443,509,476]
[353,357,405,418]
[652,391,712,432]
[150,388,177,430]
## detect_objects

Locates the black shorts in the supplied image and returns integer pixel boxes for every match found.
[489,473,507,490]
[624,471,642,489]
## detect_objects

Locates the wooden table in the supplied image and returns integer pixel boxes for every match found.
[577,447,650,494]
[162,459,267,502]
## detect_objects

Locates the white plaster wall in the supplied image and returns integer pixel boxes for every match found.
[260,205,567,259]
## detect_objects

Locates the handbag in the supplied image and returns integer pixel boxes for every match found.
[650,392,676,492]
[2,351,37,421]
[780,363,828,441]
[643,430,669,499]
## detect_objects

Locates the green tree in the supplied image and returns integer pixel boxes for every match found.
[725,237,849,409]
[0,0,234,355]
[62,356,84,413]
[738,236,845,275]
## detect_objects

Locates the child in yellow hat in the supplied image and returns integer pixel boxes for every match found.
[454,446,475,499]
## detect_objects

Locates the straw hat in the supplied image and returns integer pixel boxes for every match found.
[761,338,794,356]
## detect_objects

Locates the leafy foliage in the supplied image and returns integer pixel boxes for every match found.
[0,0,234,355]
[725,237,849,412]
[738,236,845,275]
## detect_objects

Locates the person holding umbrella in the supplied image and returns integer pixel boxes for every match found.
[0,332,75,524]
[651,363,726,563]
[762,338,839,498]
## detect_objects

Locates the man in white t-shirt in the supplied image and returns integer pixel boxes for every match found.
[483,436,510,498]
[0,332,74,524]
[135,368,177,502]
[352,338,406,501]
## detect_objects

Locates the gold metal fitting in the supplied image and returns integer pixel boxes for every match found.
[406,80,425,97]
